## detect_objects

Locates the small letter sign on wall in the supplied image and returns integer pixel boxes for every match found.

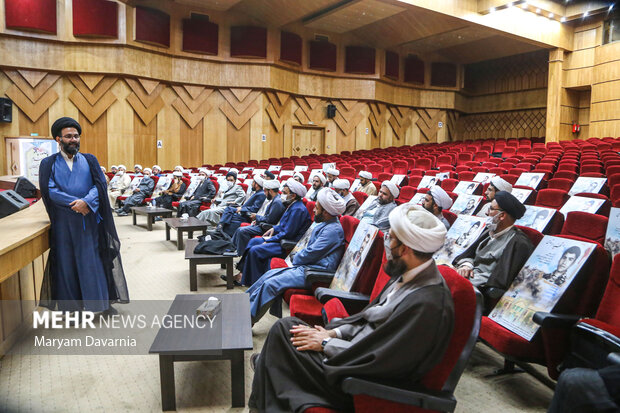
[157,140,163,148]
[438,122,443,128]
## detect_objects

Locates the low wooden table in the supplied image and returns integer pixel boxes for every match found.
[185,239,235,290]
[164,217,210,250]
[149,293,253,411]
[131,206,173,231]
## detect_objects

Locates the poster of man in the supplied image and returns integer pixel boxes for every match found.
[152,175,171,197]
[329,222,379,291]
[605,207,620,258]
[268,165,282,172]
[512,188,532,204]
[418,175,438,189]
[390,175,406,186]
[559,195,605,218]
[293,165,308,172]
[515,172,545,189]
[453,181,479,195]
[515,205,556,233]
[408,192,425,206]
[433,215,487,266]
[473,172,496,183]
[129,175,143,191]
[450,194,483,215]
[489,236,595,340]
[252,168,266,176]
[284,223,318,266]
[568,177,607,196]
[436,172,451,181]
[353,195,378,220]
[350,178,361,193]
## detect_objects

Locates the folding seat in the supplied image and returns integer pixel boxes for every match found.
[378,160,393,173]
[339,167,356,180]
[415,158,433,170]
[489,167,508,175]
[455,165,471,174]
[560,211,608,244]
[499,161,517,170]
[457,152,473,165]
[573,192,611,216]
[516,147,531,156]
[479,235,610,379]
[465,161,480,168]
[436,154,453,167]
[408,168,425,177]
[392,160,408,175]
[395,186,416,204]
[352,191,368,206]
[553,171,578,181]
[509,167,529,176]
[502,147,517,157]
[439,165,456,172]
[377,172,393,182]
[481,161,497,169]
[547,178,574,192]
[515,162,534,171]
[505,156,524,163]
[366,164,382,179]
[607,166,620,177]
[535,163,555,173]
[535,189,570,209]
[472,166,489,173]
[458,171,476,181]
[557,163,578,173]
[441,178,459,192]
[475,150,490,162]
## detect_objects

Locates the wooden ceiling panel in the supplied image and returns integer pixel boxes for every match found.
[174,0,243,11]
[402,26,495,55]
[430,35,543,64]
[305,0,405,34]
[231,0,341,26]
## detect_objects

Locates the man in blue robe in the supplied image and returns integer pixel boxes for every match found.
[39,117,129,313]
[218,176,266,237]
[237,178,311,286]
[247,188,346,324]
[231,179,286,256]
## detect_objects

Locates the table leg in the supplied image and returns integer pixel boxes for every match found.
[165,223,170,241]
[147,215,153,231]
[190,260,197,291]
[226,258,233,290]
[132,211,137,226]
[230,351,245,408]
[159,355,176,411]
[177,229,183,251]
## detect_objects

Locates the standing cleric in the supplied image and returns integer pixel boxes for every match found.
[38,117,129,313]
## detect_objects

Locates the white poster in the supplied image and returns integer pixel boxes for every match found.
[433,215,487,266]
[285,223,317,266]
[408,192,425,206]
[453,181,479,195]
[268,165,282,172]
[330,222,380,291]
[473,172,496,184]
[450,194,483,215]
[129,176,143,191]
[515,172,545,189]
[605,207,620,258]
[294,165,309,172]
[322,162,336,172]
[569,177,607,196]
[515,205,556,233]
[390,174,406,186]
[16,139,59,183]
[354,195,378,221]
[350,178,361,193]
[512,188,532,204]
[418,175,439,189]
[559,195,605,218]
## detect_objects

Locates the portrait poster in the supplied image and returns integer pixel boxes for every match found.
[330,222,380,291]
[350,179,361,193]
[558,195,605,218]
[433,215,487,266]
[436,172,451,181]
[236,173,248,180]
[489,236,595,340]
[515,172,545,189]
[304,187,317,200]
[252,168,266,176]
[515,205,556,233]
[568,177,607,196]
[450,194,483,215]
[390,174,406,186]
[473,172,496,184]
[284,223,317,266]
[294,165,308,172]
[418,175,439,189]
[279,170,294,178]
[183,177,201,198]
[453,181,479,195]
[605,207,620,258]
[220,166,230,171]
[354,195,378,220]
[129,176,143,191]
[268,165,282,172]
[408,192,425,205]
[242,166,255,172]
[17,138,58,183]
[152,176,171,196]
[512,188,532,204]
[322,162,336,172]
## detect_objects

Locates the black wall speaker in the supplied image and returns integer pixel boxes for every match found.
[0,98,12,123]
[0,190,29,219]
[326,104,336,119]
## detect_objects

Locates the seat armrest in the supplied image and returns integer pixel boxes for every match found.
[279,239,297,250]
[341,377,456,412]
[607,353,620,366]
[304,269,335,285]
[314,287,370,306]
[532,312,581,328]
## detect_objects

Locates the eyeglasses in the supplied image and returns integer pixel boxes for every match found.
[61,134,80,140]
[488,206,504,212]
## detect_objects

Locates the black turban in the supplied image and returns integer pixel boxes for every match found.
[495,191,526,220]
[51,117,81,138]
[264,170,276,179]
[226,170,237,180]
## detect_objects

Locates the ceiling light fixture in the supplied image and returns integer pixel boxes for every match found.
[549,13,554,18]
[561,16,566,22]
[583,10,589,17]
[536,8,541,13]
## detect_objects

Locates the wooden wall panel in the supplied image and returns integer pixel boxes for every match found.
[107,81,134,168]
[79,112,108,167]
[227,122,250,163]
[0,273,22,342]
[133,111,157,169]
[18,110,49,137]
[457,109,546,140]
[179,118,203,168]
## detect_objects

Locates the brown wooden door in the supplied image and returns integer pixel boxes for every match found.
[292,127,324,156]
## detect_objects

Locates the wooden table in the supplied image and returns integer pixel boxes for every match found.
[131,206,173,231]
[149,293,253,411]
[185,239,235,290]
[164,217,210,250]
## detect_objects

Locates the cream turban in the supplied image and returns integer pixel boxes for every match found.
[286,178,307,197]
[111,165,117,169]
[314,173,327,185]
[263,179,280,190]
[382,180,400,198]
[332,179,350,190]
[174,165,183,171]
[490,176,513,193]
[253,176,264,187]
[134,164,142,169]
[326,167,340,176]
[359,171,372,180]
[293,172,305,183]
[143,168,152,174]
[429,186,453,209]
[388,204,447,253]
[318,188,346,216]
[173,171,183,177]
[152,165,161,171]
[118,164,127,171]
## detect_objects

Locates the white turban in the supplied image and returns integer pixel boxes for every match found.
[293,172,305,183]
[229,167,239,174]
[326,167,340,177]
[152,165,161,171]
[314,173,327,185]
[317,188,346,216]
[173,171,183,177]
[429,185,453,209]
[253,176,264,187]
[118,164,127,171]
[286,178,307,198]
[111,165,117,169]
[388,204,447,253]
[490,176,513,193]
[134,164,142,169]
[359,171,372,180]
[143,168,152,174]
[381,180,400,198]
[263,179,280,190]
[174,165,183,171]
[332,179,350,190]
[198,168,209,175]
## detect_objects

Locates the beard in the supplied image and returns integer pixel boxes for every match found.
[314,212,325,223]
[378,196,390,205]
[61,140,80,155]
[383,258,407,278]
[266,193,273,200]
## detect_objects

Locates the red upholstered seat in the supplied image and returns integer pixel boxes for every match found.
[547,178,574,192]
[352,191,368,206]
[395,186,416,204]
[535,189,570,209]
[441,178,459,192]
[560,211,608,245]
[458,171,476,181]
[366,164,382,179]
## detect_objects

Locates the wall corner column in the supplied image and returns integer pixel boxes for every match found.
[545,48,564,143]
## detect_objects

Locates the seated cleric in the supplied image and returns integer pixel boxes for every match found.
[248,204,454,412]
[453,190,534,295]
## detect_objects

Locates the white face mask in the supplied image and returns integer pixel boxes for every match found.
[280,194,289,202]
[486,214,499,233]
[117,170,124,176]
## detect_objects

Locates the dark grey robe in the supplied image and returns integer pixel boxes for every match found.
[249,262,454,413]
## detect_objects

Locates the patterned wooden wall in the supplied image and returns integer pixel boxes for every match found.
[457,109,546,140]
[0,68,453,172]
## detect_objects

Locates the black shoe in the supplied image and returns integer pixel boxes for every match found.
[117,211,129,216]
[250,353,260,372]
[220,274,241,286]
[102,306,118,317]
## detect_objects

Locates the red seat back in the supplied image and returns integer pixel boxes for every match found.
[595,256,620,327]
[535,189,570,209]
[352,191,368,205]
[547,178,574,192]
[560,211,608,245]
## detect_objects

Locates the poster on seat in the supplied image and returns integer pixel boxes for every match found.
[512,188,532,204]
[473,172,496,184]
[568,177,607,196]
[450,194,483,215]
[418,175,439,189]
[453,181,479,195]
[515,172,545,189]
[408,192,425,206]
[354,195,378,221]
[515,205,556,233]
[433,215,487,266]
[558,195,605,218]
[489,236,595,340]
[605,207,620,258]
[330,222,380,292]
[285,223,317,267]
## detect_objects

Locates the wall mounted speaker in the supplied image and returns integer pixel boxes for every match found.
[0,98,12,123]
[327,104,336,119]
